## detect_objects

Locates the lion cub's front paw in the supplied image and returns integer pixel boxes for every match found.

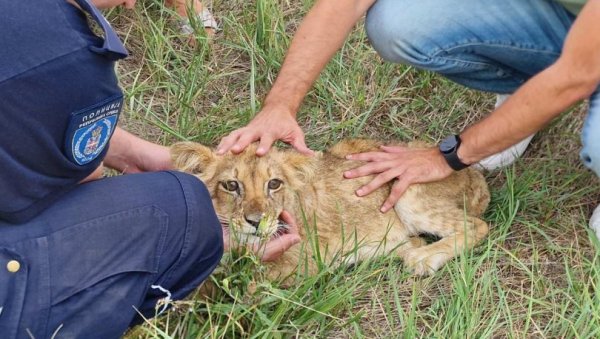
[403,248,451,276]
[404,254,436,276]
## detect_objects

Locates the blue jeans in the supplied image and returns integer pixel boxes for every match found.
[365,0,600,175]
[0,171,223,338]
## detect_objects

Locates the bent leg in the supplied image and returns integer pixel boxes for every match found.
[0,171,222,338]
[394,184,489,275]
[365,0,575,93]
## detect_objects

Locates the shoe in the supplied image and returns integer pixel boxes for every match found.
[590,205,600,240]
[474,94,535,171]
[474,134,534,171]
[180,8,219,35]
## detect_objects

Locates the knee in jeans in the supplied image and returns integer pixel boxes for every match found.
[365,0,435,64]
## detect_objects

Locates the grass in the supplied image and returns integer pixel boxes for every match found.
[107,0,600,337]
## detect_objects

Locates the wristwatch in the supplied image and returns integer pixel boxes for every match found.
[439,135,469,171]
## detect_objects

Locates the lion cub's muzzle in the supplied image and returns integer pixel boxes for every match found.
[236,212,290,239]
[244,213,262,230]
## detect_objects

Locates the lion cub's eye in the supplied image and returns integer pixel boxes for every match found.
[268,179,283,190]
[221,180,239,192]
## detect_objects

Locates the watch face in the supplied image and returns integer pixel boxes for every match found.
[440,135,457,154]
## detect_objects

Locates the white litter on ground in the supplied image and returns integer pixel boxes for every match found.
[151,284,173,315]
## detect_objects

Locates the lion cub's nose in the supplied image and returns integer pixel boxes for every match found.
[244,213,262,229]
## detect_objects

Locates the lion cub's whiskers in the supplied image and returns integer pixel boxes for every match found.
[216,214,230,227]
[276,220,289,230]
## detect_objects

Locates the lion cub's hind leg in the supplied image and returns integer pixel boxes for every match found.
[352,235,426,265]
[394,186,489,276]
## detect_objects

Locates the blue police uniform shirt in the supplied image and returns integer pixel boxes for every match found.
[0,0,127,223]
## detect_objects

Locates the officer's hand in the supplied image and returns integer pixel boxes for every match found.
[125,140,172,173]
[105,128,173,173]
[221,210,301,262]
[256,210,302,262]
[216,105,314,157]
[80,163,106,183]
[90,0,136,9]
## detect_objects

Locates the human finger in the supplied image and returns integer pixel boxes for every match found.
[279,210,300,232]
[346,151,394,162]
[216,130,242,155]
[355,166,405,197]
[124,0,136,9]
[256,134,276,156]
[230,131,260,154]
[343,160,393,179]
[221,226,231,252]
[380,178,411,213]
[260,233,301,262]
[290,136,315,156]
[258,210,301,262]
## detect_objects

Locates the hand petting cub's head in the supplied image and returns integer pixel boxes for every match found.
[171,142,316,243]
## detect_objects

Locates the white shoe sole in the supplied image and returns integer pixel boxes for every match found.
[590,205,600,240]
[474,134,534,171]
[180,8,219,35]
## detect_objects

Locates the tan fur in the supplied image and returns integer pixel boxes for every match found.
[171,139,490,279]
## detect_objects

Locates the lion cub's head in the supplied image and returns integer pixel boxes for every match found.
[171,142,317,243]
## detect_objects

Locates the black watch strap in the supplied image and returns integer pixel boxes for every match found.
[439,135,469,171]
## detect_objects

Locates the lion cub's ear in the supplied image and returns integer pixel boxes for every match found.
[170,142,217,176]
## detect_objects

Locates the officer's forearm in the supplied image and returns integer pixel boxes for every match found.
[104,127,137,172]
[263,0,376,115]
[79,163,105,183]
[105,127,172,173]
[458,0,600,164]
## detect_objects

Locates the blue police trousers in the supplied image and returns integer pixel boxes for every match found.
[0,171,223,338]
[365,0,600,176]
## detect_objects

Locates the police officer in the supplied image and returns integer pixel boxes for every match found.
[0,0,299,337]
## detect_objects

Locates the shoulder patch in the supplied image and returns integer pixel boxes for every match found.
[64,95,123,165]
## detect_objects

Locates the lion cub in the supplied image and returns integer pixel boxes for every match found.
[171,139,490,278]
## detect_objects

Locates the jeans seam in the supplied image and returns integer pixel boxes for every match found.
[435,41,561,57]
[423,41,561,71]
[426,55,516,79]
[156,171,197,287]
[151,206,170,278]
[432,56,502,70]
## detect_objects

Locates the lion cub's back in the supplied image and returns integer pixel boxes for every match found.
[314,142,403,249]
[315,140,395,223]
[322,139,389,194]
